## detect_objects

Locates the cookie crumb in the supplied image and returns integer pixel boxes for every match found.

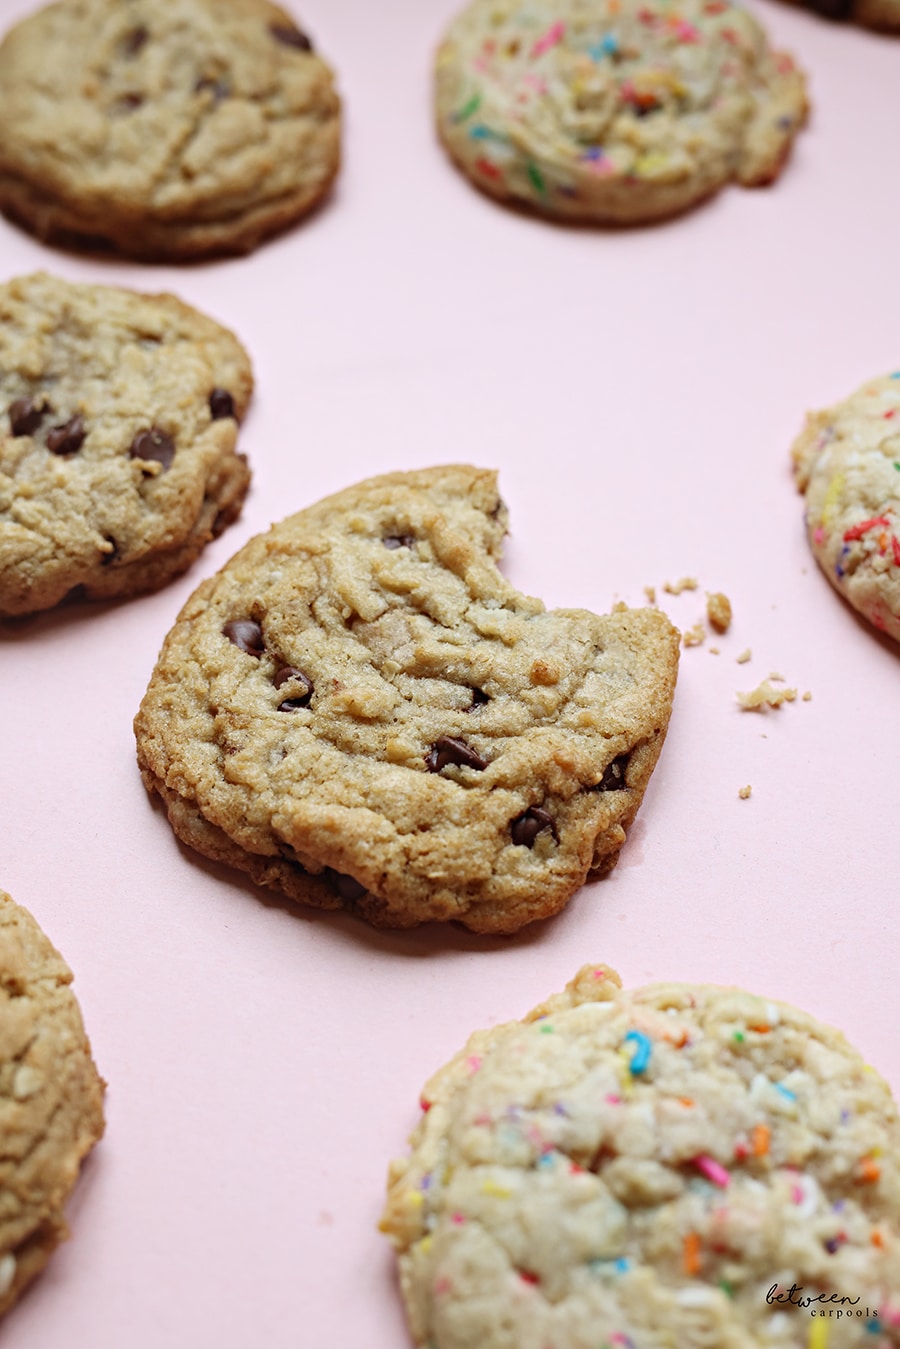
[706,592,732,633]
[663,577,699,595]
[738,785,752,800]
[736,648,752,664]
[737,680,798,711]
[802,691,812,701]
[767,671,785,682]
[644,585,657,605]
[612,600,629,613]
[683,623,706,647]
[709,647,720,655]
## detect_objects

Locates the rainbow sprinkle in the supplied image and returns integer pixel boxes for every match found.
[624,1030,652,1074]
[694,1155,730,1187]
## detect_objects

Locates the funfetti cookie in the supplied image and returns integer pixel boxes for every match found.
[0,0,340,261]
[0,890,105,1318]
[435,0,808,225]
[134,467,679,934]
[0,273,253,618]
[381,964,900,1349]
[792,374,900,643]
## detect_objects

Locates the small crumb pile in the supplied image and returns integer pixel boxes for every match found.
[738,785,752,799]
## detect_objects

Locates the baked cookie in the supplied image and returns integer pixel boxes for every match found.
[776,0,900,31]
[435,0,808,225]
[0,272,253,618]
[382,964,900,1348]
[0,890,105,1318]
[792,374,900,643]
[0,0,340,261]
[135,466,679,933]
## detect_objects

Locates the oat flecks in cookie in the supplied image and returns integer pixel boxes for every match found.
[134,466,680,934]
[0,890,104,1319]
[380,964,900,1349]
[792,373,900,644]
[0,273,253,618]
[435,0,808,226]
[0,0,341,261]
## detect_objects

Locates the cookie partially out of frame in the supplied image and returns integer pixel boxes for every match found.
[777,0,900,31]
[792,373,900,643]
[382,964,900,1349]
[0,0,340,261]
[435,0,808,225]
[0,273,253,618]
[135,466,679,933]
[0,891,105,1318]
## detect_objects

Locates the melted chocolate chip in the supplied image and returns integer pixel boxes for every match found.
[383,534,416,550]
[322,868,366,901]
[274,666,314,709]
[425,736,488,773]
[122,25,148,54]
[130,427,175,470]
[595,755,629,792]
[222,619,265,657]
[467,688,489,710]
[510,806,558,848]
[270,23,313,50]
[209,388,236,420]
[46,415,86,456]
[8,398,49,437]
[100,537,118,566]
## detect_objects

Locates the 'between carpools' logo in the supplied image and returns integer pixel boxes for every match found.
[767,1284,881,1325]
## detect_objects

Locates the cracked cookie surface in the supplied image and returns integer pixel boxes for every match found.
[0,0,340,260]
[435,0,807,224]
[792,373,900,644]
[0,272,253,618]
[0,890,105,1319]
[381,964,900,1348]
[135,466,679,933]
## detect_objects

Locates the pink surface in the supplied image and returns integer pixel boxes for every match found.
[0,1,898,1344]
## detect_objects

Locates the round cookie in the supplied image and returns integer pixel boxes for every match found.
[381,964,900,1348]
[0,0,340,261]
[0,272,253,618]
[776,0,900,31]
[792,374,900,643]
[134,466,680,934]
[0,890,104,1318]
[435,0,808,225]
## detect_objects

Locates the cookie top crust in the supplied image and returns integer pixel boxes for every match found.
[0,0,341,259]
[435,0,807,224]
[792,374,900,644]
[382,964,900,1348]
[135,466,679,933]
[0,272,253,618]
[0,890,105,1318]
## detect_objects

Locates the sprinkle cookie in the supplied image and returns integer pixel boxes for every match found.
[0,891,105,1318]
[0,273,253,619]
[792,374,900,643]
[381,964,900,1348]
[134,466,679,933]
[435,0,808,224]
[0,0,341,261]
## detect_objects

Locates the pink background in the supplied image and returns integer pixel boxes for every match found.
[0,1,898,1344]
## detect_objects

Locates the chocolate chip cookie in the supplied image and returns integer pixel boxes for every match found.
[777,0,900,28]
[134,466,679,933]
[382,964,900,1348]
[0,0,341,260]
[0,273,253,618]
[435,0,808,225]
[0,890,105,1318]
[792,373,900,644]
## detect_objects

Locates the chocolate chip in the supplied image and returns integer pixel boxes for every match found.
[425,736,488,773]
[274,666,314,709]
[130,427,175,470]
[595,755,629,792]
[383,535,416,550]
[115,92,144,112]
[222,619,265,657]
[194,75,230,100]
[824,1237,841,1254]
[100,537,118,566]
[209,387,236,420]
[804,0,853,17]
[489,498,505,520]
[467,688,489,710]
[322,868,366,901]
[510,806,558,848]
[8,397,49,437]
[270,23,313,50]
[122,25,148,54]
[46,415,86,456]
